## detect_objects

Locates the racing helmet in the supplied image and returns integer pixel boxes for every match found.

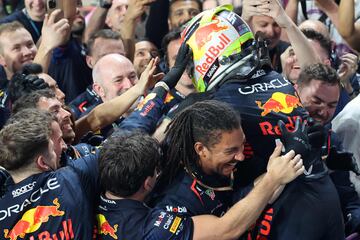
[181,5,256,92]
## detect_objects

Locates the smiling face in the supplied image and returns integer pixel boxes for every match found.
[37,97,75,144]
[168,0,201,29]
[250,16,281,50]
[106,0,129,31]
[93,54,137,102]
[196,128,245,177]
[24,0,46,21]
[133,41,159,77]
[282,40,331,83]
[0,28,37,78]
[296,80,340,125]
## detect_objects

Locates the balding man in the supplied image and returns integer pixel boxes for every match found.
[77,54,138,137]
[92,54,137,103]
[299,19,330,39]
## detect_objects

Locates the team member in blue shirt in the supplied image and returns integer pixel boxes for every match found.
[0,109,99,240]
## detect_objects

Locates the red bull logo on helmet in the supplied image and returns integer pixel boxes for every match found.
[194,19,228,51]
[256,92,302,117]
[97,214,118,239]
[182,5,254,92]
[4,198,65,240]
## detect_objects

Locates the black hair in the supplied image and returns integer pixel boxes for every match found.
[8,63,45,103]
[99,131,161,197]
[169,0,202,13]
[161,28,182,68]
[12,89,55,114]
[21,63,43,75]
[86,29,123,56]
[162,100,241,183]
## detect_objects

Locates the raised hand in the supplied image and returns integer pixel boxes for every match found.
[266,143,304,185]
[241,0,272,21]
[278,117,311,158]
[161,43,192,89]
[41,9,70,49]
[137,57,164,95]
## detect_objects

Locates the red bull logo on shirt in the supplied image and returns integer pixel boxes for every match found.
[97,214,118,239]
[3,198,71,240]
[255,92,302,117]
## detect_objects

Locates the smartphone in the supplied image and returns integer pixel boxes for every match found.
[46,0,64,20]
[46,0,77,21]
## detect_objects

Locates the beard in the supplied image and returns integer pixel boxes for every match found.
[71,22,85,37]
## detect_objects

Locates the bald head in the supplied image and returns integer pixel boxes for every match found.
[299,20,330,39]
[92,54,137,102]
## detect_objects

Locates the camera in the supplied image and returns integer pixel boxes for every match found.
[47,0,57,9]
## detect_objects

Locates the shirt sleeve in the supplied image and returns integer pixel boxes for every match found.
[67,148,99,196]
[143,208,194,240]
[118,95,165,134]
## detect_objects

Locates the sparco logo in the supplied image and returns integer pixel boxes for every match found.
[166,206,187,213]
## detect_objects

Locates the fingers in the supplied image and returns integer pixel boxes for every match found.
[292,155,302,168]
[283,149,295,160]
[141,0,156,4]
[56,21,70,34]
[270,143,283,159]
[43,13,49,25]
[47,9,62,24]
[146,58,156,72]
[340,54,358,70]
[53,18,69,30]
[296,165,305,176]
[153,73,165,82]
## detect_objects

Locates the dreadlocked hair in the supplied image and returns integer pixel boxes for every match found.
[161,100,241,183]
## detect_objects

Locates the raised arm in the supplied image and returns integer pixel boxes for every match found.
[118,0,155,61]
[83,1,112,44]
[34,10,70,73]
[264,0,321,67]
[284,0,299,24]
[338,0,360,52]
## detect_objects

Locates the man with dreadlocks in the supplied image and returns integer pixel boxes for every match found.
[155,1,345,239]
[153,100,304,233]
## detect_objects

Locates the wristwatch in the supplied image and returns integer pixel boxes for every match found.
[99,0,112,9]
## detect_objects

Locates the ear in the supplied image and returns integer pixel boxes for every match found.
[194,142,208,160]
[86,55,94,69]
[143,176,155,192]
[0,54,6,67]
[105,15,112,29]
[35,155,50,171]
[92,82,105,99]
[323,58,331,66]
[168,18,172,31]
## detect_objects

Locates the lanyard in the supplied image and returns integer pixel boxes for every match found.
[22,8,41,39]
